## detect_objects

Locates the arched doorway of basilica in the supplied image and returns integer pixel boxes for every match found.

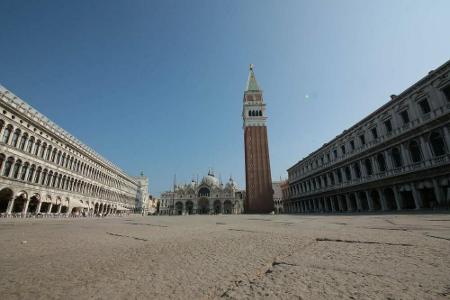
[223,200,232,214]
[198,198,209,214]
[213,200,221,214]
[185,201,193,215]
[175,201,183,215]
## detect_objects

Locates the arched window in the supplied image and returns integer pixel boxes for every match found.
[11,129,20,147]
[26,137,34,153]
[3,157,14,177]
[259,110,262,116]
[20,162,29,180]
[391,148,402,168]
[51,149,57,162]
[248,111,251,116]
[337,169,342,183]
[353,162,361,178]
[40,143,47,158]
[27,165,35,182]
[34,167,42,184]
[12,159,22,179]
[409,140,422,162]
[0,154,5,171]
[19,133,28,150]
[377,153,386,172]
[46,171,53,186]
[34,140,41,156]
[364,159,373,175]
[344,166,351,181]
[41,169,48,185]
[46,145,52,160]
[2,126,12,144]
[429,131,446,156]
[56,151,62,165]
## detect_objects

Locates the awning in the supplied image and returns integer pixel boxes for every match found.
[71,199,89,208]
[116,205,129,211]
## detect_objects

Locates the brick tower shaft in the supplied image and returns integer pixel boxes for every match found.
[242,64,274,213]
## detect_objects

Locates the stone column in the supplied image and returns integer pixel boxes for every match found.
[355,192,362,211]
[22,199,30,215]
[36,201,42,214]
[419,136,432,161]
[400,143,410,166]
[345,194,352,211]
[359,160,367,178]
[442,125,450,151]
[371,156,378,174]
[330,197,336,212]
[378,188,388,211]
[410,183,422,209]
[337,196,343,212]
[57,204,62,214]
[365,191,374,211]
[47,203,53,213]
[6,198,15,215]
[392,185,402,210]
[384,150,394,170]
[432,178,444,206]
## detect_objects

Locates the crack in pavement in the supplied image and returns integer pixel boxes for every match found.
[424,234,450,241]
[316,237,413,246]
[106,232,148,242]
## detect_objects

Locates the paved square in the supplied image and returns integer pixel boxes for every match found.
[1,214,449,299]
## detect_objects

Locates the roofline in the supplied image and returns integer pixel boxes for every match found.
[287,59,450,172]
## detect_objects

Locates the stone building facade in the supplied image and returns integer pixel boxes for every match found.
[286,60,450,214]
[159,171,244,215]
[242,64,274,213]
[0,85,148,217]
[272,181,283,214]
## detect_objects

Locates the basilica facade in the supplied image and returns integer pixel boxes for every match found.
[0,85,148,217]
[159,171,244,215]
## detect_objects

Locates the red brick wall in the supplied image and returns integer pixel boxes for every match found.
[244,126,274,213]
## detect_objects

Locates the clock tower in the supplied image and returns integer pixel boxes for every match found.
[242,64,274,213]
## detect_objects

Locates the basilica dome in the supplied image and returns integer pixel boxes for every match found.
[201,172,220,187]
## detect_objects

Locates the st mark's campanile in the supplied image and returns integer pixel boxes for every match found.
[242,64,274,213]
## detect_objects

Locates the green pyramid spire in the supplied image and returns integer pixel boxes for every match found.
[246,64,261,92]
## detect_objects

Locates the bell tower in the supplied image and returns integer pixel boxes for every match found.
[242,64,274,213]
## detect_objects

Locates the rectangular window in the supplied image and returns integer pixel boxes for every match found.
[341,145,346,155]
[333,149,338,158]
[442,85,450,102]
[371,127,378,139]
[350,140,355,150]
[359,134,366,145]
[400,110,410,124]
[327,153,330,161]
[384,119,392,133]
[418,98,431,114]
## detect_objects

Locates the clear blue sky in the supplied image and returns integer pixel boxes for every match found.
[1,0,449,196]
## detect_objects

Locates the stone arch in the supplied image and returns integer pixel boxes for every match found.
[213,200,221,214]
[223,200,232,214]
[0,188,14,213]
[383,188,397,210]
[12,191,28,213]
[175,201,183,215]
[358,192,369,211]
[185,200,193,214]
[27,193,40,214]
[370,190,382,211]
[197,197,209,214]
[429,131,447,156]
